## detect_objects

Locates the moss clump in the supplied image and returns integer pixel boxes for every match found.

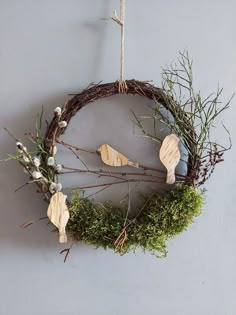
[66,184,204,256]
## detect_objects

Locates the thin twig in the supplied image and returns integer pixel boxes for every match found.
[60,241,74,263]
[20,216,48,229]
[61,165,186,179]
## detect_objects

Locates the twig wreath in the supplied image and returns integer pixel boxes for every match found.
[2,0,232,261]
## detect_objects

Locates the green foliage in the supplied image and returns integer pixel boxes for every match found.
[67,184,205,256]
[132,51,231,186]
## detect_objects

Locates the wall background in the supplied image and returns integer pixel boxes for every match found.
[0,1,236,314]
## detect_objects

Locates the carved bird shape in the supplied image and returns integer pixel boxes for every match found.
[159,134,181,184]
[97,144,139,168]
[47,192,70,243]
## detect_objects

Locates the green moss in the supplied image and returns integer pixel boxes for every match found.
[66,184,205,256]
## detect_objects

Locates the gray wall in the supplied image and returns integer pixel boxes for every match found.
[0,1,236,314]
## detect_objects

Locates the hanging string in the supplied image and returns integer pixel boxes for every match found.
[111,0,128,93]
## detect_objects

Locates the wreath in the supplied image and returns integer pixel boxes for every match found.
[2,1,231,261]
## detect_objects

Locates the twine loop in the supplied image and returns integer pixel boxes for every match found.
[111,0,127,93]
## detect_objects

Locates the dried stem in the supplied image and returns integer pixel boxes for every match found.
[28,133,187,178]
[114,192,154,252]
[20,216,48,229]
[64,178,169,191]
[60,241,74,263]
[61,165,187,181]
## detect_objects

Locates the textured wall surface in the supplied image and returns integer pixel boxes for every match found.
[0,1,236,314]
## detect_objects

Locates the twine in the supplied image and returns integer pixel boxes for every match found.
[111,0,128,93]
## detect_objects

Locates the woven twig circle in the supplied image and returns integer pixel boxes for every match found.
[44,80,196,182]
[35,79,207,256]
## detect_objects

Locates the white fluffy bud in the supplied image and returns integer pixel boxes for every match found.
[49,182,62,194]
[55,164,62,173]
[23,154,30,163]
[47,156,55,166]
[58,121,67,128]
[32,171,42,179]
[16,142,24,152]
[54,107,62,116]
[33,157,41,167]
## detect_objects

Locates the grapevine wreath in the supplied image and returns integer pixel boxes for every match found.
[4,1,231,260]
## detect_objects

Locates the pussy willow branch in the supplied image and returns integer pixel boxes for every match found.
[18,160,50,201]
[3,128,50,200]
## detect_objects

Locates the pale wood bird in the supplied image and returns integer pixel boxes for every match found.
[97,144,139,168]
[159,134,181,184]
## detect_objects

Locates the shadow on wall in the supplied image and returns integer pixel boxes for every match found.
[0,0,188,253]
[0,0,113,252]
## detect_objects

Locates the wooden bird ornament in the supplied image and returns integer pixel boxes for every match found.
[159,134,181,184]
[47,192,70,243]
[97,144,139,168]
